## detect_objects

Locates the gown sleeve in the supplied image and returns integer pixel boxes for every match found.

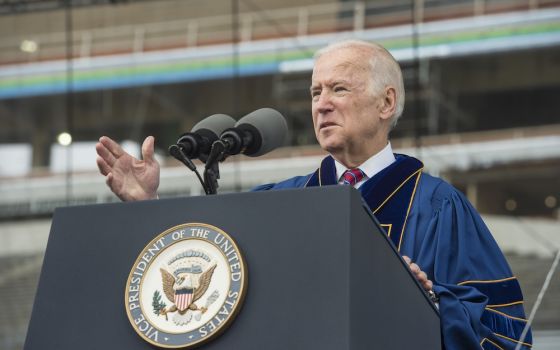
[250,174,312,191]
[422,183,533,349]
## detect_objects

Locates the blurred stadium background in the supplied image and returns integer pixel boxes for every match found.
[1,0,559,349]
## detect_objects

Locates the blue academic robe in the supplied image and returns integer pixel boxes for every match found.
[254,154,532,350]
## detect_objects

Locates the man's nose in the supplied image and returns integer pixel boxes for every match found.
[315,92,334,113]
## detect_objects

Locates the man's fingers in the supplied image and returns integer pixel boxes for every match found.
[402,256,434,292]
[105,173,122,199]
[425,280,433,291]
[105,172,114,188]
[96,141,118,166]
[96,156,111,176]
[141,136,155,163]
[416,271,433,292]
[99,136,125,158]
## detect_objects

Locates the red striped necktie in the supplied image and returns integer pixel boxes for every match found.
[342,168,366,186]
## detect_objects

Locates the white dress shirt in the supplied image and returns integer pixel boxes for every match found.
[334,143,396,188]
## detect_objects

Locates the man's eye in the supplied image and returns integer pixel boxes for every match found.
[334,86,347,92]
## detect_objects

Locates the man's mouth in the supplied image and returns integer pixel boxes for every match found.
[319,122,338,129]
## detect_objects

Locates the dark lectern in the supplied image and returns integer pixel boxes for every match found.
[25,186,440,349]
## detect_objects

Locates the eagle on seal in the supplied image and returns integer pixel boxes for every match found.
[159,264,216,325]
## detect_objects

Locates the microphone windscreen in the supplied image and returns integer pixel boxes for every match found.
[192,114,236,138]
[236,108,288,157]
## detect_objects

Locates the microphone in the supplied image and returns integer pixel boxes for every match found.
[169,114,236,162]
[218,108,288,157]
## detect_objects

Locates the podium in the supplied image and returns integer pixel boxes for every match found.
[25,186,441,349]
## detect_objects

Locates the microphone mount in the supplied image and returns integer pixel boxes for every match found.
[169,144,210,194]
[202,125,261,194]
[202,140,227,195]
[219,128,248,156]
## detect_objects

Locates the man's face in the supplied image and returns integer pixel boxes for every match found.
[311,48,387,162]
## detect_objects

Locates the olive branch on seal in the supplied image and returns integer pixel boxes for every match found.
[152,290,167,319]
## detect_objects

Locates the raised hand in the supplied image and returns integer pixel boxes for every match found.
[96,136,160,201]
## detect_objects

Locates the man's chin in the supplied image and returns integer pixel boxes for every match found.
[318,140,344,155]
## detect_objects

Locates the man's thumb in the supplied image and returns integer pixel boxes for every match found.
[141,136,156,162]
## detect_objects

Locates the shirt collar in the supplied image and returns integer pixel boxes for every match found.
[334,143,396,185]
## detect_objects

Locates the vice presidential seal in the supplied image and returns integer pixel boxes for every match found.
[125,223,247,348]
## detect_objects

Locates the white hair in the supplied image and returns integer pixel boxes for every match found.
[314,40,405,129]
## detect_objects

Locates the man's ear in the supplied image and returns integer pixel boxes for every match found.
[379,87,397,120]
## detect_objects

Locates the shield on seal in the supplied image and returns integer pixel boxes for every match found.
[175,288,194,312]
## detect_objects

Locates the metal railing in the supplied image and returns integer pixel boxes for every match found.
[0,0,558,65]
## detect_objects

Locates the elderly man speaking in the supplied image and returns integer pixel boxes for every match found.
[96,40,532,349]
